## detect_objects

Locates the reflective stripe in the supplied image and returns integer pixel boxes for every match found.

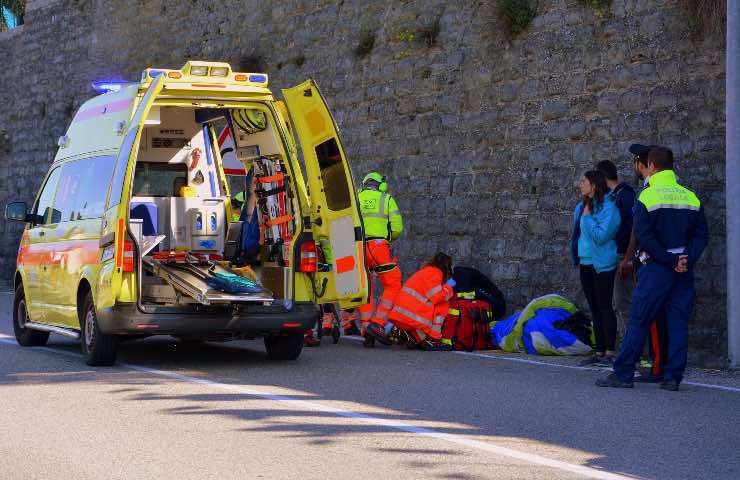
[388,209,400,215]
[646,203,700,212]
[403,286,432,306]
[359,310,373,320]
[379,193,388,215]
[448,309,460,316]
[433,315,445,326]
[375,310,389,320]
[363,213,388,219]
[391,305,433,328]
[426,285,442,298]
[379,299,394,309]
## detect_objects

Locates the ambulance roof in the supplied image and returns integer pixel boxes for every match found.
[54,62,273,163]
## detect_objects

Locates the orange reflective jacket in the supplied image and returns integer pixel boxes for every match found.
[388,265,453,334]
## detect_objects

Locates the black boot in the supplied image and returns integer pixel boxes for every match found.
[365,323,392,346]
[595,373,634,388]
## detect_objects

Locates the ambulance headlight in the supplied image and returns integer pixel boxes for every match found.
[210,66,229,77]
[190,65,208,76]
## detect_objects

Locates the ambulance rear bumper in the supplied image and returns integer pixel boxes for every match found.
[96,302,319,337]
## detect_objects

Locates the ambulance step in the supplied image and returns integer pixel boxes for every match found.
[24,322,80,340]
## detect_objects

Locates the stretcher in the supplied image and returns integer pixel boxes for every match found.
[143,253,274,305]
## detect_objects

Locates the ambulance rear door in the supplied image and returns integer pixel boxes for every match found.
[282,79,368,308]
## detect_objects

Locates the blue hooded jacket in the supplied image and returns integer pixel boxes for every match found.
[570,191,621,273]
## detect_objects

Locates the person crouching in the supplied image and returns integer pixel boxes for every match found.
[365,252,456,351]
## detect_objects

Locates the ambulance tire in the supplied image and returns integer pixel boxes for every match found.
[13,284,49,347]
[264,333,304,361]
[80,292,118,366]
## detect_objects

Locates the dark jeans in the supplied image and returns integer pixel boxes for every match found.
[579,265,617,353]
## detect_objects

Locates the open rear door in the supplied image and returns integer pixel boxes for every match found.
[282,80,368,308]
[99,74,165,304]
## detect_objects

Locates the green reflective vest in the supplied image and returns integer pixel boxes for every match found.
[358,188,403,241]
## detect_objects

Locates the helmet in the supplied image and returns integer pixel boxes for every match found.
[362,171,388,192]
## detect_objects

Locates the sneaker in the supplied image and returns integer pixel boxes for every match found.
[304,335,321,347]
[634,369,663,383]
[660,379,680,391]
[365,323,392,346]
[580,354,603,366]
[596,356,615,367]
[595,373,634,388]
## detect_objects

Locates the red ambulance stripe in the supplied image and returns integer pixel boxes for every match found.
[650,322,662,375]
[335,255,355,274]
[223,168,246,175]
[218,126,231,146]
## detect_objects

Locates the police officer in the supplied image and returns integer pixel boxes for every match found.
[596,147,708,391]
[357,172,404,347]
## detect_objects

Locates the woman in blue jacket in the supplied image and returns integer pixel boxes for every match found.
[571,170,621,366]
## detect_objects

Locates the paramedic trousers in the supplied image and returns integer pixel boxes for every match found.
[579,265,617,353]
[613,263,694,384]
[358,240,402,334]
[390,302,449,342]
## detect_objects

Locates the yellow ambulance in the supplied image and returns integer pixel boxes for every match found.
[5,61,368,365]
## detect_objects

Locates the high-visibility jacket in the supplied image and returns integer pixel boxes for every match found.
[358,188,403,241]
[389,266,453,335]
[634,170,708,269]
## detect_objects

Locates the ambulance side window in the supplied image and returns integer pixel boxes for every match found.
[34,167,62,225]
[315,138,351,211]
[54,156,116,222]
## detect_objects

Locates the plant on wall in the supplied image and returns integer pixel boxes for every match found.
[688,0,726,38]
[579,0,610,7]
[354,25,377,58]
[497,0,537,35]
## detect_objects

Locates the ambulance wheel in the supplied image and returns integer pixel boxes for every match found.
[13,284,49,347]
[80,292,118,366]
[264,333,304,360]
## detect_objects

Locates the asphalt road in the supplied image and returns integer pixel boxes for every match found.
[1,295,738,479]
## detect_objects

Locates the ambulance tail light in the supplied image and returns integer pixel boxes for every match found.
[299,240,318,273]
[122,241,135,273]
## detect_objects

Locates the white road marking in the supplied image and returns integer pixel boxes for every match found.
[344,335,740,394]
[0,335,631,480]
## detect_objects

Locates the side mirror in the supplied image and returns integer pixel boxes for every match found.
[5,202,29,222]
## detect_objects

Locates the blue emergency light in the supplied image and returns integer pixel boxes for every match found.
[248,74,267,83]
[91,80,132,94]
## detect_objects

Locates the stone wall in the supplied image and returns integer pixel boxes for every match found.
[0,0,727,365]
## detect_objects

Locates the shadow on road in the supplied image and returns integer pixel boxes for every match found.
[2,334,739,480]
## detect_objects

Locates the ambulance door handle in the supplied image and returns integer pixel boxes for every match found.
[39,231,45,237]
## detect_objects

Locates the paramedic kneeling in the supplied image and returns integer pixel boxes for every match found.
[367,252,455,351]
[596,147,708,391]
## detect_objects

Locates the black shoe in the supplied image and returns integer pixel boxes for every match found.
[660,379,680,391]
[363,335,375,348]
[634,369,663,383]
[595,356,615,368]
[580,354,603,366]
[595,373,634,388]
[365,323,392,346]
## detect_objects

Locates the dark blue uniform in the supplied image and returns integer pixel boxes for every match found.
[613,170,709,384]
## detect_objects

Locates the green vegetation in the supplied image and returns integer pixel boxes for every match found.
[497,0,537,35]
[579,0,610,7]
[688,0,726,38]
[354,26,376,58]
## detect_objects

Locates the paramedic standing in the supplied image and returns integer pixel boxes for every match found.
[357,172,404,347]
[596,147,709,391]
